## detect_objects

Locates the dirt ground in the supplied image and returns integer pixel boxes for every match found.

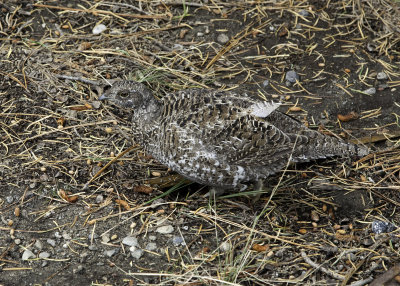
[1,1,400,285]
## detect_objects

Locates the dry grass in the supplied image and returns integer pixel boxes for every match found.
[0,0,400,285]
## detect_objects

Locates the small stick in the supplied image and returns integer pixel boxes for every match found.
[83,145,139,189]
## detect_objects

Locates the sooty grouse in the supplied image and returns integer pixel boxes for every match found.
[99,81,368,191]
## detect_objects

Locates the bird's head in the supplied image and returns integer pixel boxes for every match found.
[99,80,153,109]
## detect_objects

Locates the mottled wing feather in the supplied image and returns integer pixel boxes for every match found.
[161,89,300,166]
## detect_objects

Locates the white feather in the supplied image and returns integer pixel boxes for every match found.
[249,101,281,118]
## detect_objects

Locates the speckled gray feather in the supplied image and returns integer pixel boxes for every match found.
[100,81,368,189]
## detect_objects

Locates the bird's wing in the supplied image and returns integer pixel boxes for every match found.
[161,89,308,166]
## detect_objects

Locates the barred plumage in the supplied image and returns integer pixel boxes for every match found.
[100,81,368,190]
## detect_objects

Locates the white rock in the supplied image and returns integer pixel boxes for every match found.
[122,236,138,247]
[217,33,229,44]
[39,252,50,259]
[377,72,388,80]
[22,249,35,260]
[156,225,174,234]
[363,87,376,95]
[93,24,107,35]
[220,241,231,252]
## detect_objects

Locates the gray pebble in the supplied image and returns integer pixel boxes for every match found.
[156,225,174,234]
[220,241,231,252]
[263,80,269,87]
[122,236,138,247]
[149,235,157,241]
[6,196,13,203]
[73,265,84,274]
[217,33,229,44]
[14,238,21,245]
[197,32,204,37]
[54,231,62,239]
[146,242,157,251]
[91,101,101,109]
[41,261,48,267]
[22,249,35,260]
[150,198,164,209]
[101,234,110,243]
[362,238,374,246]
[130,248,144,259]
[377,72,388,80]
[363,87,376,95]
[92,24,107,35]
[88,233,98,240]
[80,252,89,263]
[285,70,299,83]
[372,220,395,234]
[62,232,72,240]
[34,240,43,250]
[96,194,104,204]
[39,252,50,259]
[47,239,56,247]
[299,10,309,17]
[105,249,118,257]
[172,236,184,246]
[88,245,98,251]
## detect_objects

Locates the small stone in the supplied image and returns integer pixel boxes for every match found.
[105,249,118,257]
[92,24,107,35]
[156,225,174,234]
[172,236,184,246]
[91,101,101,109]
[217,33,229,44]
[14,238,21,245]
[196,32,204,37]
[88,233,98,240]
[39,252,50,259]
[363,87,376,95]
[130,248,144,259]
[22,249,35,260]
[122,236,138,247]
[220,241,231,252]
[101,234,110,243]
[62,233,72,240]
[96,194,104,204]
[299,10,309,17]
[377,72,388,80]
[6,196,13,203]
[285,70,299,83]
[73,265,84,274]
[34,240,43,250]
[372,220,395,234]
[47,239,56,247]
[262,80,269,87]
[149,235,157,241]
[362,238,374,246]
[146,242,157,251]
[88,245,98,251]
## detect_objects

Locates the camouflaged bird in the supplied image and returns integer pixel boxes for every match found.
[99,81,368,191]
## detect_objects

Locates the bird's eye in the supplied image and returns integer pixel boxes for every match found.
[119,91,130,98]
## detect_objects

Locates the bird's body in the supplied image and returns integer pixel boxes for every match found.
[100,81,368,190]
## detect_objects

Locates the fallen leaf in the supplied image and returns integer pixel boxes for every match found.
[252,244,270,252]
[337,111,359,122]
[115,199,131,210]
[58,189,78,203]
[133,185,154,194]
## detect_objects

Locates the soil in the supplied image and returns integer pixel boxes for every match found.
[1,1,400,286]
